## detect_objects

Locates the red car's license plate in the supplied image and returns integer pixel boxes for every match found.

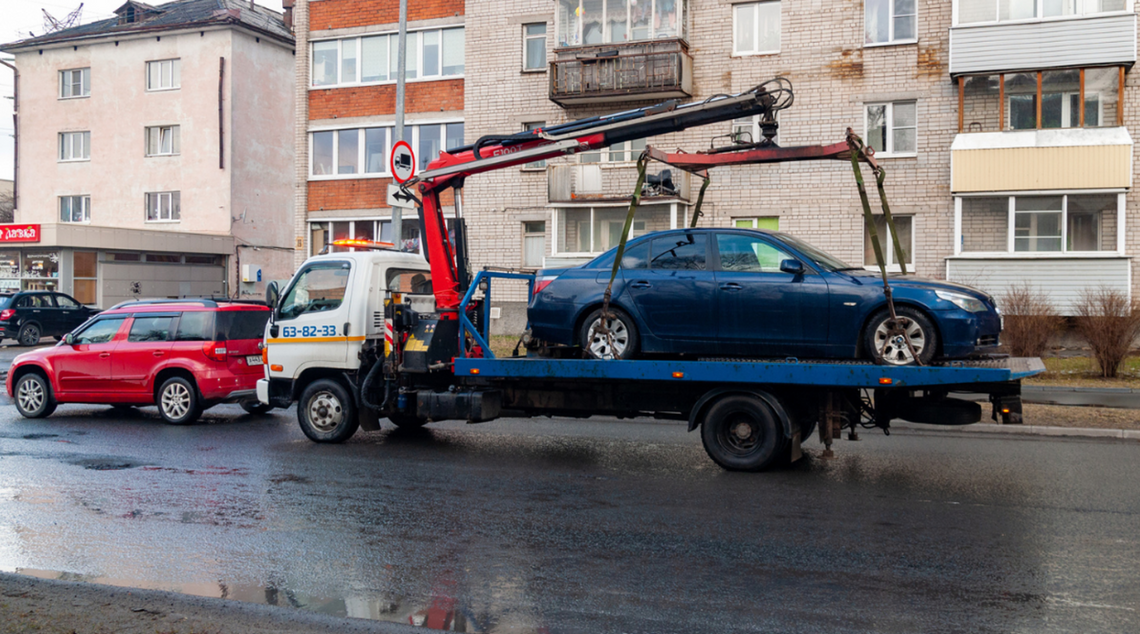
[246,355,263,366]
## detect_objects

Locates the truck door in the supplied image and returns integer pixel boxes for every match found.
[270,260,355,370]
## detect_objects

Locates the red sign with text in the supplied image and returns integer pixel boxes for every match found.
[0,224,41,243]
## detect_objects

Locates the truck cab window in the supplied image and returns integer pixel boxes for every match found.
[278,262,352,321]
[387,268,433,294]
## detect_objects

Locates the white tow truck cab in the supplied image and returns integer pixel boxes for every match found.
[256,249,431,434]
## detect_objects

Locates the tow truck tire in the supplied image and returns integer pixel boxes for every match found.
[298,379,359,443]
[700,394,786,472]
[864,307,938,367]
[579,307,639,360]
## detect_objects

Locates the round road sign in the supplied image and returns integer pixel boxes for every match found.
[391,140,416,183]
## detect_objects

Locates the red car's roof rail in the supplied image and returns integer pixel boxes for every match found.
[107,297,267,310]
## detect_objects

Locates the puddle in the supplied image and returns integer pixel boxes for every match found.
[21,434,59,440]
[6,568,532,632]
[66,458,147,471]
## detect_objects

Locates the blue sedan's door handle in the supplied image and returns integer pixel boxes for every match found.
[629,281,651,289]
[720,283,743,291]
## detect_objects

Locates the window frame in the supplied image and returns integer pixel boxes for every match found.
[145,191,181,223]
[308,217,455,257]
[308,121,464,180]
[145,125,181,157]
[732,1,782,57]
[961,67,1123,132]
[309,26,465,89]
[733,217,780,231]
[146,58,181,91]
[953,0,1133,26]
[522,122,547,169]
[551,203,678,257]
[555,0,687,47]
[58,131,90,162]
[59,68,90,99]
[59,195,91,223]
[954,192,1125,256]
[863,215,915,272]
[865,0,918,47]
[522,221,547,267]
[864,101,918,158]
[523,23,548,72]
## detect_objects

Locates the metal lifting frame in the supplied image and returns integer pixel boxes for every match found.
[403,79,795,318]
[598,127,923,365]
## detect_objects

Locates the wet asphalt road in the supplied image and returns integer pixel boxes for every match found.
[0,401,1138,634]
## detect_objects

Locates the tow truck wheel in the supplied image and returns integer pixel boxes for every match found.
[298,379,359,443]
[700,395,786,472]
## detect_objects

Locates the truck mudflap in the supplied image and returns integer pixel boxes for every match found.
[416,389,502,423]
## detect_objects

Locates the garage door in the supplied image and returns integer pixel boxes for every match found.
[101,261,226,309]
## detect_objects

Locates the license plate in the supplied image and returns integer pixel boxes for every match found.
[246,355,263,366]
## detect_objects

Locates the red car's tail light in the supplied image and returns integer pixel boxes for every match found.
[0,309,13,321]
[202,342,228,362]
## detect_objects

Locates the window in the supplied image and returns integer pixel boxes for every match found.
[957,0,1126,24]
[146,59,180,90]
[557,0,685,46]
[55,295,80,308]
[310,27,464,87]
[734,217,780,231]
[145,192,181,222]
[556,204,670,254]
[128,316,174,342]
[962,67,1122,132]
[146,125,180,156]
[865,101,916,156]
[310,218,432,256]
[523,221,546,267]
[863,215,914,269]
[278,262,352,320]
[60,195,90,223]
[387,268,433,293]
[175,311,214,341]
[866,0,916,45]
[524,23,547,70]
[73,251,97,305]
[59,68,90,98]
[960,194,1119,253]
[17,294,52,308]
[579,138,646,163]
[58,131,90,161]
[650,233,706,270]
[734,2,781,55]
[523,122,546,169]
[74,317,125,345]
[717,234,791,272]
[310,123,462,177]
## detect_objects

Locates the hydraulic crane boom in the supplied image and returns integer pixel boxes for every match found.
[406,78,794,313]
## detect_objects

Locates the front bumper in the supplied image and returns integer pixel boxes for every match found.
[256,379,269,406]
[935,309,1002,358]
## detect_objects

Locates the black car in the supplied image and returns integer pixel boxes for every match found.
[0,292,98,346]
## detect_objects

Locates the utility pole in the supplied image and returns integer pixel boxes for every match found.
[392,0,407,248]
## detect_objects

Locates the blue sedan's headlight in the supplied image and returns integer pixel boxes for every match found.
[935,290,987,313]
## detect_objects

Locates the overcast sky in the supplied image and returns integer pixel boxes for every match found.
[0,0,282,182]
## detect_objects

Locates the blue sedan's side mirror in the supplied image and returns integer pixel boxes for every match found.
[779,259,804,275]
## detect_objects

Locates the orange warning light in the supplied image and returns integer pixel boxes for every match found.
[672,371,684,379]
[879,378,893,385]
[331,239,396,250]
[470,368,481,375]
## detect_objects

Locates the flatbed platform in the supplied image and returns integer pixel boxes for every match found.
[454,356,1045,389]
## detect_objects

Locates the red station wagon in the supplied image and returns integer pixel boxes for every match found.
[6,299,271,424]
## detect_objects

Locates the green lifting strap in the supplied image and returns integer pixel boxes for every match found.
[598,152,651,334]
[689,174,712,228]
[875,166,908,276]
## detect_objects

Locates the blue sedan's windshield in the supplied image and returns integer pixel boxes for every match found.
[775,233,855,272]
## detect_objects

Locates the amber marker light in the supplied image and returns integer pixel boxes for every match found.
[879,378,893,385]
[270,364,283,372]
[672,371,684,379]
[470,368,480,375]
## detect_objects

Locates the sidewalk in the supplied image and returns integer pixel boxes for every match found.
[1022,384,1140,409]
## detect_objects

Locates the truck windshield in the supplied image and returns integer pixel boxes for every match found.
[278,262,351,320]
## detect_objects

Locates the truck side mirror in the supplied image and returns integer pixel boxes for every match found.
[266,280,281,310]
[779,259,804,275]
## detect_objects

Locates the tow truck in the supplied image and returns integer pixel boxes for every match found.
[257,80,1044,471]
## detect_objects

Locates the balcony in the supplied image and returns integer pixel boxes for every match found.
[549,39,693,107]
[547,162,691,203]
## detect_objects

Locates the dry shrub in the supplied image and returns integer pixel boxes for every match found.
[1074,287,1140,378]
[999,283,1061,358]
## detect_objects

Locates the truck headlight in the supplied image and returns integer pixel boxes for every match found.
[936,290,987,313]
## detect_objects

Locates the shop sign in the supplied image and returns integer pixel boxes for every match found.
[0,224,40,243]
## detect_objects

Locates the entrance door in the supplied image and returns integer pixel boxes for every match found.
[53,316,127,395]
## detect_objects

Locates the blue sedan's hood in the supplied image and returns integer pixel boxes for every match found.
[840,270,994,301]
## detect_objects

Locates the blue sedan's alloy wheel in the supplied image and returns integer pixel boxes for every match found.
[865,307,938,366]
[579,307,639,360]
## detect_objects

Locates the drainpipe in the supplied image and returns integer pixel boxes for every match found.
[1,58,17,218]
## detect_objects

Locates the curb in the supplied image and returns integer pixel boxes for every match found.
[892,421,1140,440]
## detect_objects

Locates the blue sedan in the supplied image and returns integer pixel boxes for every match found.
[527,228,1001,365]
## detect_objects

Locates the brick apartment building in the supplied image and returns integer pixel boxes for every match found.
[298,0,1139,330]
[291,0,465,268]
[1,0,295,307]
